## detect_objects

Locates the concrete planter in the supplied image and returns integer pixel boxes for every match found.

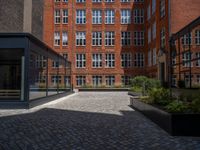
[130,97,200,136]
[128,91,141,97]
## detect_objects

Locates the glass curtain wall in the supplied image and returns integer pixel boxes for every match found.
[29,48,71,101]
[29,51,47,100]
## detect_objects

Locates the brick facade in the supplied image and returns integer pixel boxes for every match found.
[43,0,200,88]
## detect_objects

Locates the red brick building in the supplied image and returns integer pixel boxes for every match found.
[43,0,200,88]
[146,0,200,86]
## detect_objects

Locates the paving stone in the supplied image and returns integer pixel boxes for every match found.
[0,92,200,150]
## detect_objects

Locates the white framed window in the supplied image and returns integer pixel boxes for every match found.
[121,32,131,46]
[184,74,193,87]
[121,9,131,24]
[92,54,102,68]
[106,76,115,87]
[147,4,151,20]
[64,76,71,87]
[92,0,102,2]
[76,32,86,46]
[54,10,61,24]
[121,53,131,68]
[62,9,68,24]
[76,10,86,24]
[92,76,102,87]
[105,31,115,46]
[182,33,192,45]
[134,53,144,67]
[172,75,177,87]
[52,61,60,68]
[196,75,200,83]
[148,50,152,66]
[160,27,165,48]
[152,0,156,14]
[76,76,86,86]
[76,54,86,68]
[172,56,176,68]
[62,32,68,46]
[195,30,200,45]
[105,0,114,2]
[160,0,166,18]
[92,32,102,46]
[76,0,85,2]
[105,10,115,24]
[121,0,130,2]
[121,76,131,86]
[134,31,144,46]
[51,75,61,85]
[182,52,192,67]
[133,0,144,2]
[148,27,151,44]
[63,53,68,60]
[63,0,68,2]
[152,22,156,40]
[134,9,144,24]
[153,48,157,65]
[106,53,115,68]
[36,74,46,84]
[36,55,47,68]
[196,52,200,67]
[54,31,60,46]
[92,10,102,24]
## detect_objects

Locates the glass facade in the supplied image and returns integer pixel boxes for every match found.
[0,33,72,106]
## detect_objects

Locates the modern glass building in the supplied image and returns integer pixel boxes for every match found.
[0,33,72,108]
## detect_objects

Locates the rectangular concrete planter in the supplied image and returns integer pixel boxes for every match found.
[130,97,200,136]
[128,91,141,97]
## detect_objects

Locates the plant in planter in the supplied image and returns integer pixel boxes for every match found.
[38,83,46,89]
[130,88,200,136]
[148,88,171,106]
[165,101,188,113]
[81,84,93,88]
[189,96,200,113]
[114,84,123,88]
[130,76,161,95]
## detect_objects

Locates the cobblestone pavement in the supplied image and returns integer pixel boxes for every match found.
[0,92,200,150]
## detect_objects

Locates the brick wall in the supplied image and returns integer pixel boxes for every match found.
[44,0,146,87]
[170,0,200,34]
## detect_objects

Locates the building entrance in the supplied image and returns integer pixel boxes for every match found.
[0,49,23,100]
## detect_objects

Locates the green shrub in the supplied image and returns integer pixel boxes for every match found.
[82,84,93,88]
[139,96,153,104]
[178,90,200,102]
[131,76,161,95]
[148,88,171,105]
[190,97,200,113]
[131,76,148,87]
[130,86,142,93]
[165,101,188,113]
[191,83,200,89]
[145,79,161,91]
